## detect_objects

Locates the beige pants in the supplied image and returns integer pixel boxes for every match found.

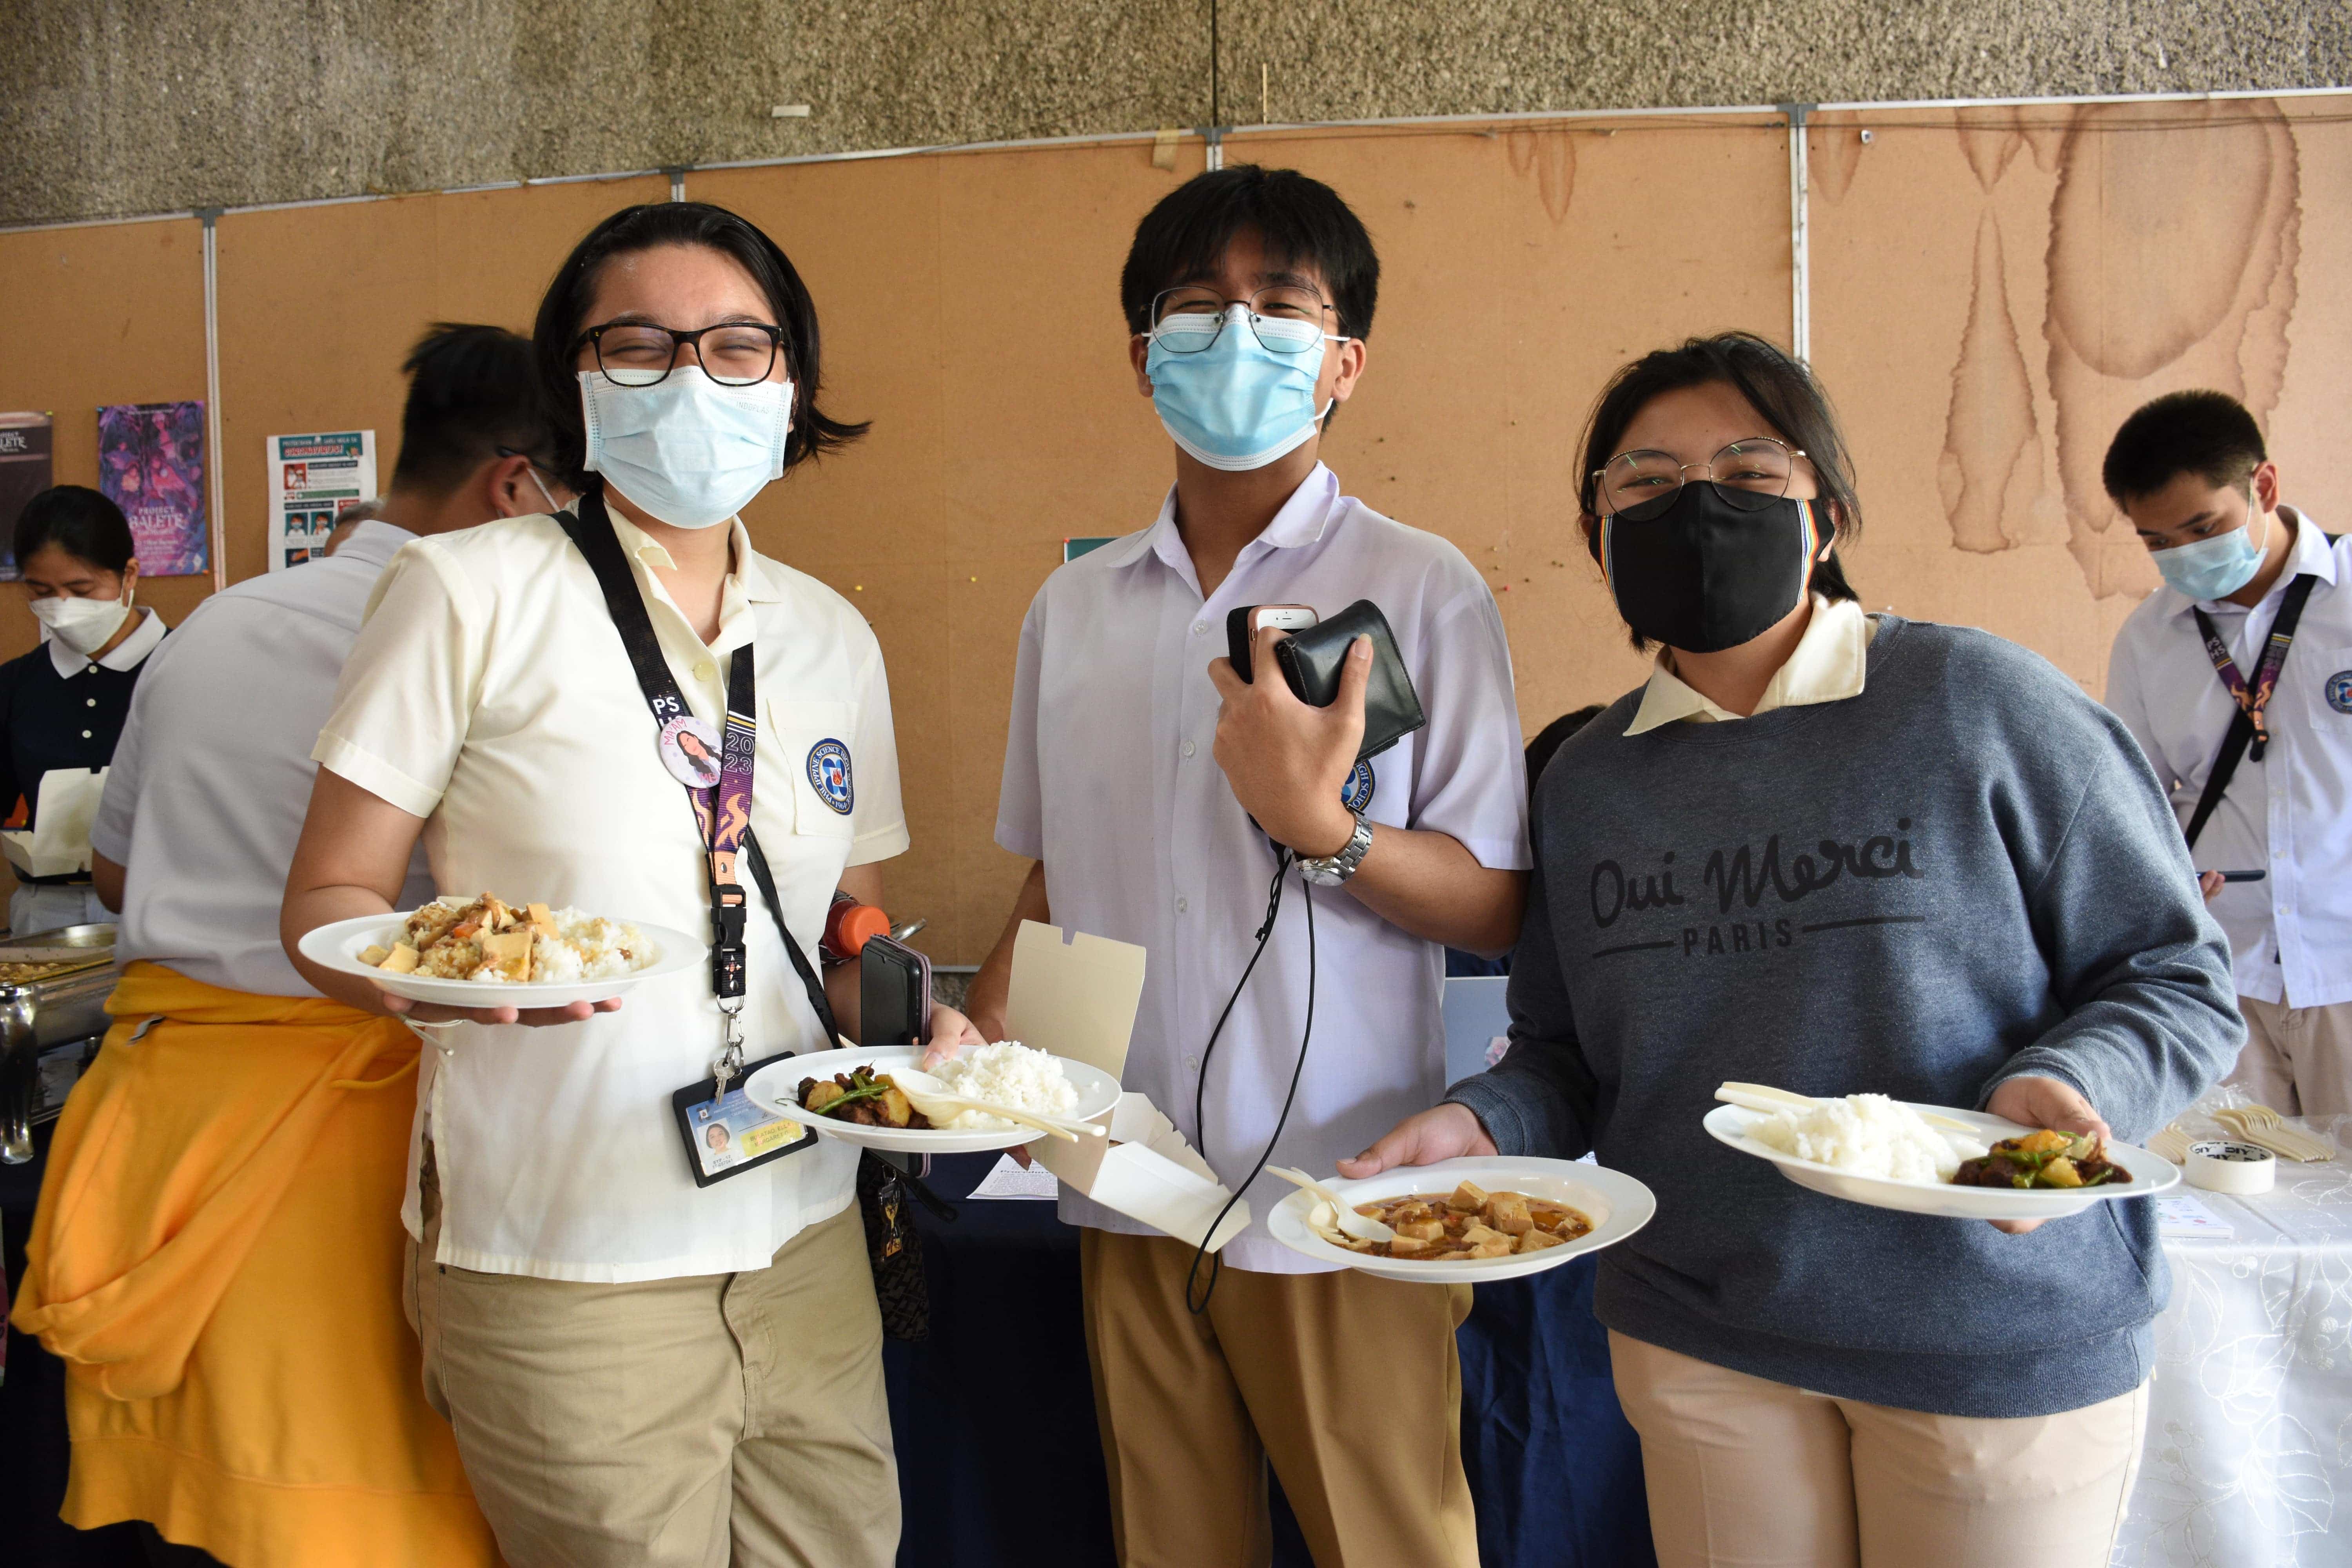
[1610,1333,2147,1568]
[2227,994,2352,1119]
[408,1153,897,1568]
[1080,1228,1480,1568]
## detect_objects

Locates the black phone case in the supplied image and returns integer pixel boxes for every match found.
[1272,600,1426,761]
[859,934,933,1046]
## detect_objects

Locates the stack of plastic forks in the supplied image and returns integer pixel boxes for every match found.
[2210,1103,2335,1163]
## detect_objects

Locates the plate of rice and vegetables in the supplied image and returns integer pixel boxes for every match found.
[1265,1157,1656,1283]
[744,1042,1123,1154]
[299,893,699,1008]
[1703,1085,2178,1219]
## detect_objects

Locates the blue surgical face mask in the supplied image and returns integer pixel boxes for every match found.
[2151,486,2269,601]
[1145,305,1344,472]
[579,366,794,529]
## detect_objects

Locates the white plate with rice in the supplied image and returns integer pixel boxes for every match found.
[744,1043,1123,1154]
[1265,1157,1656,1284]
[300,905,700,1009]
[1704,1096,2178,1219]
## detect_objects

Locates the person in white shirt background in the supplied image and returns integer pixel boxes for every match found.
[962,165,1530,1568]
[2103,389,2352,1117]
[281,201,980,1568]
[0,486,167,935]
[16,324,558,1568]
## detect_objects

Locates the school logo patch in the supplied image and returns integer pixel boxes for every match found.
[1341,758,1376,813]
[806,740,854,813]
[2328,670,2352,715]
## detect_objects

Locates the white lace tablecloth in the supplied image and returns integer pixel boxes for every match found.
[2116,1115,2352,1568]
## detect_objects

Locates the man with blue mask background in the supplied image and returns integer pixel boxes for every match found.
[2103,389,2352,1118]
[962,165,1530,1567]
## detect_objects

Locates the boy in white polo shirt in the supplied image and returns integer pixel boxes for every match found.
[964,166,1530,1568]
[2104,390,2352,1116]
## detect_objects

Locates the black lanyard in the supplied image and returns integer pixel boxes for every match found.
[555,492,840,1094]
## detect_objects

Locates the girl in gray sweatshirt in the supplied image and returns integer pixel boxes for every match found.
[1346,333,2241,1568]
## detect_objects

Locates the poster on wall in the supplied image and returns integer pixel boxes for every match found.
[266,431,377,570]
[0,413,54,581]
[97,401,209,576]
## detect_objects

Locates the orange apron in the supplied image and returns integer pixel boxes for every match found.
[11,962,499,1566]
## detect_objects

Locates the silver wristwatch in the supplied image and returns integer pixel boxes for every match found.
[1298,812,1374,886]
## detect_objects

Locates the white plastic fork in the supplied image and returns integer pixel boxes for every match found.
[1717,1081,1983,1135]
[1264,1165,1397,1243]
[880,1067,1105,1142]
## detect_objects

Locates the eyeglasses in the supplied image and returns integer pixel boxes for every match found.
[1146,285,1344,356]
[575,320,787,388]
[1595,438,1808,521]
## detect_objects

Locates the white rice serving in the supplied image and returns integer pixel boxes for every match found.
[1747,1093,1982,1184]
[931,1042,1080,1131]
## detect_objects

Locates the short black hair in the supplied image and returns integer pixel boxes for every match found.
[1576,332,1861,646]
[2102,390,2267,505]
[1119,165,1379,340]
[389,323,554,495]
[532,201,867,492]
[13,485,134,576]
[1526,704,1606,795]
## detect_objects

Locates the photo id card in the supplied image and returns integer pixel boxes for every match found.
[671,1052,818,1187]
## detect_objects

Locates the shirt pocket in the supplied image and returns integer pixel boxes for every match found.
[764,698,859,839]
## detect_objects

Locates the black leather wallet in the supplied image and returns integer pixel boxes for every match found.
[1229,599,1426,761]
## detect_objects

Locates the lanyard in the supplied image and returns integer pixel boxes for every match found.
[2190,571,2320,763]
[555,492,767,1097]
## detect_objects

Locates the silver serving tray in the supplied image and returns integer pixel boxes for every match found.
[1,922,118,1163]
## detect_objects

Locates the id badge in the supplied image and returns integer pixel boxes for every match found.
[671,1052,818,1188]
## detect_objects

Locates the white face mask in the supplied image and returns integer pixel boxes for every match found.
[579,367,794,530]
[31,592,132,657]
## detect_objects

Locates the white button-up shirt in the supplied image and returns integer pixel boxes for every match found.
[997,465,1530,1271]
[2107,508,2352,1007]
[316,511,909,1281]
[94,521,435,995]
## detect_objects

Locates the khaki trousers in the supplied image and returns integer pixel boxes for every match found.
[408,1153,897,1568]
[1609,1332,2147,1568]
[1080,1228,1479,1568]
[2227,994,2352,1119]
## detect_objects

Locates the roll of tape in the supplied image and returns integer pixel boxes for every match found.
[2185,1139,2275,1195]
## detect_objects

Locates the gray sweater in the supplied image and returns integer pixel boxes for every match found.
[1447,616,2242,1419]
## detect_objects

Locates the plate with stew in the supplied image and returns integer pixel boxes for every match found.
[1264,1156,1655,1283]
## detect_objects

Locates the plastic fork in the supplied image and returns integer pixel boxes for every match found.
[880,1067,1105,1142]
[1716,1082,1982,1136]
[1263,1166,1397,1243]
[2213,1104,2334,1163]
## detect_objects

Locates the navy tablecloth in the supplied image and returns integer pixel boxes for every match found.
[884,1153,1655,1568]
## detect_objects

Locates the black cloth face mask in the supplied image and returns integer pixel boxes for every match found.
[1598,483,1831,653]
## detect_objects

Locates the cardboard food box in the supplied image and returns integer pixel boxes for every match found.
[1007,920,1251,1252]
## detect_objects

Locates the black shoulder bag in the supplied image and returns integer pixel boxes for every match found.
[2181,547,2332,849]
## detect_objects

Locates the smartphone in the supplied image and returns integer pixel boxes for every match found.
[1226,604,1320,683]
[2215,869,2268,883]
[859,934,933,1047]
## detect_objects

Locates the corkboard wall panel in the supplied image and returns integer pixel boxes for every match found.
[0,218,209,654]
[1807,98,2352,699]
[213,175,668,582]
[700,118,1792,961]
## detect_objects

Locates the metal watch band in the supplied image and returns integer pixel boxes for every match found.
[1298,812,1373,886]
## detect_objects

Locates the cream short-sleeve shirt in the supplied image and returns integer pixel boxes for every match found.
[316,510,909,1282]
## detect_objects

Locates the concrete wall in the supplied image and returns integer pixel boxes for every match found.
[5,0,2348,227]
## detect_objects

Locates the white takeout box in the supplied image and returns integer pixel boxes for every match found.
[1007,920,1251,1252]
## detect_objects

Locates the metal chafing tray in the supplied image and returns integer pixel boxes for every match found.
[0,923,118,1164]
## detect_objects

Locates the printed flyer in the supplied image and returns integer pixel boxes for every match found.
[97,401,209,576]
[0,412,54,580]
[267,430,377,569]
